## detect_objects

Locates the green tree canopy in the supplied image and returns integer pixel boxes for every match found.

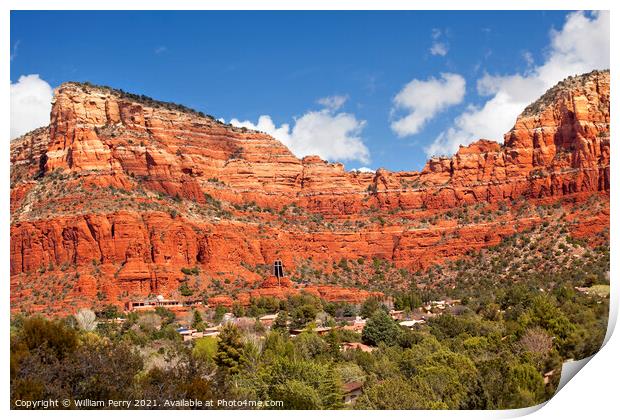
[360,296,388,319]
[362,310,401,346]
[214,323,244,375]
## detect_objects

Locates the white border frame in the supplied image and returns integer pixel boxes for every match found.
[2,2,616,420]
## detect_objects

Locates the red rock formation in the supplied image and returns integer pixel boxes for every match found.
[10,70,610,315]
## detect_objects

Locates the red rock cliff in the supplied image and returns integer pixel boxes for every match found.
[10,70,610,314]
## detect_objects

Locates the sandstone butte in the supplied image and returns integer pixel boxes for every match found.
[10,70,610,315]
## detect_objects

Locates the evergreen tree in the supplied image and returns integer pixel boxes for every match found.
[232,302,245,317]
[360,296,388,318]
[362,309,401,346]
[272,311,289,332]
[213,305,227,323]
[270,380,322,409]
[290,304,318,329]
[325,329,342,360]
[319,365,344,409]
[191,310,204,330]
[214,323,244,375]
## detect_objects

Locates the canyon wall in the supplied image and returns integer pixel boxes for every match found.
[10,70,610,313]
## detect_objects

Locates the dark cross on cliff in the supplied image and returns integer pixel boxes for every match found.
[274,259,284,287]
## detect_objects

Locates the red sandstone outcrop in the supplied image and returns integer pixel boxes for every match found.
[10,70,610,314]
[207,278,380,308]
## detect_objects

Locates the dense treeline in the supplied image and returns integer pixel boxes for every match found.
[10,235,609,410]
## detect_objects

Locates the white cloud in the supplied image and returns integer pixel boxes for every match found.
[430,42,448,57]
[430,28,449,56]
[390,73,466,137]
[522,51,534,68]
[154,46,167,54]
[353,167,375,173]
[10,74,53,140]
[229,101,369,164]
[427,11,609,157]
[230,115,293,146]
[10,40,20,61]
[317,95,348,111]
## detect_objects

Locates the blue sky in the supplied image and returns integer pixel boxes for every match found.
[10,11,609,171]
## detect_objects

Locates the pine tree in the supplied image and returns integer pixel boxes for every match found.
[272,310,289,332]
[213,323,244,375]
[319,365,344,409]
[191,310,204,330]
[325,329,342,361]
[362,309,401,346]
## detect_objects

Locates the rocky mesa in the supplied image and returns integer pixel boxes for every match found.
[10,70,610,315]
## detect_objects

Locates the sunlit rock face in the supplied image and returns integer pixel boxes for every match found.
[10,70,609,315]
